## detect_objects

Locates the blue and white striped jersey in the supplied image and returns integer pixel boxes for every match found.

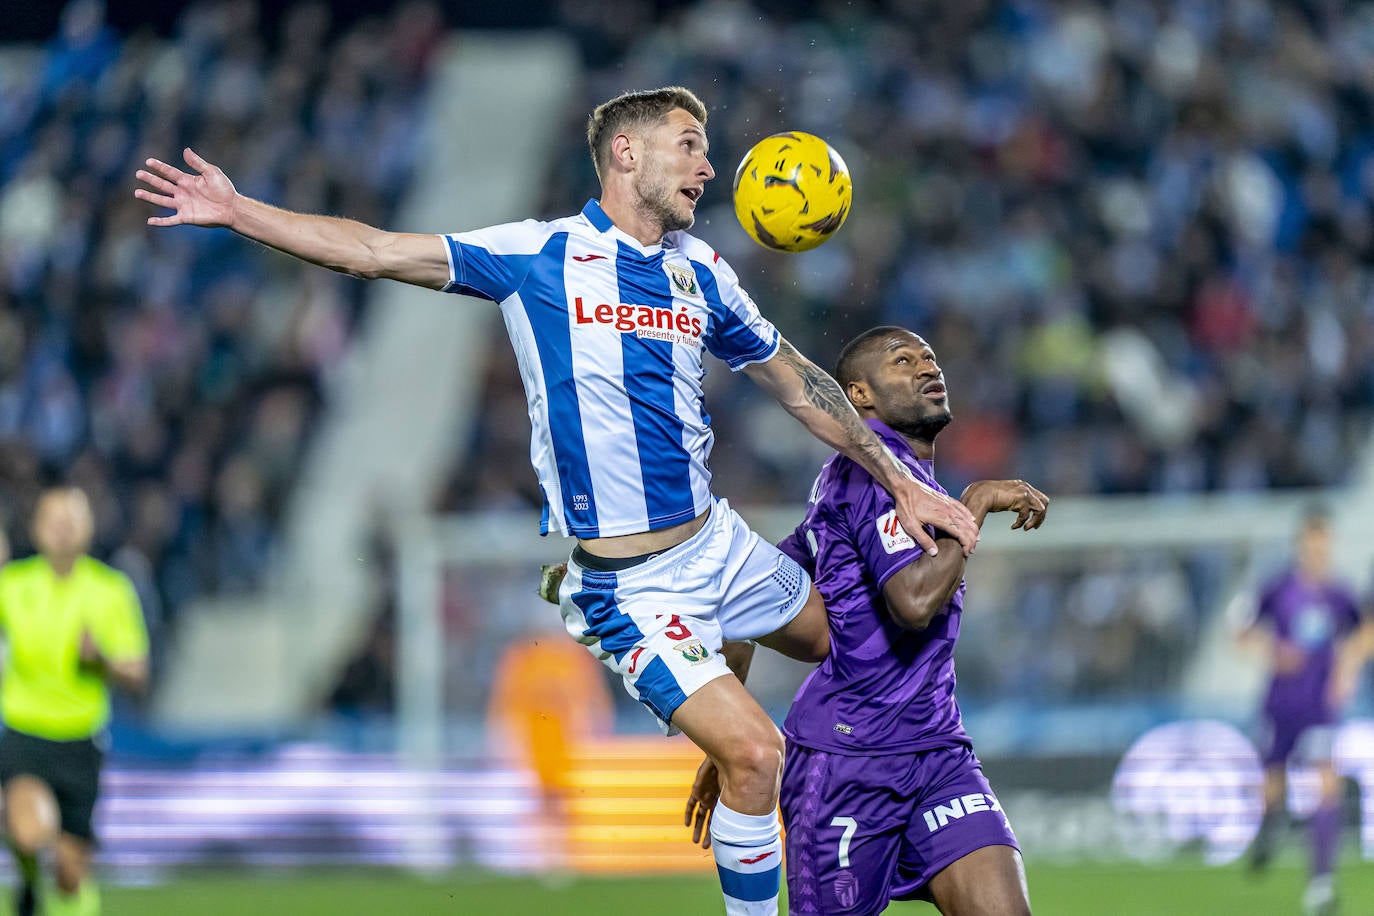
[441,200,780,538]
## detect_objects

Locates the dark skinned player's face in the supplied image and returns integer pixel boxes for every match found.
[859,332,952,441]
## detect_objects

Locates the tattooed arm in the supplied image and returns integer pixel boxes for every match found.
[743,339,979,555]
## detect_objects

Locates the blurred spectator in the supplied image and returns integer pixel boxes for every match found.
[443,0,1374,704]
[0,0,439,648]
[453,0,1374,512]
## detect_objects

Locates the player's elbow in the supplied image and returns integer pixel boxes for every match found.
[114,658,151,694]
[887,595,941,631]
[342,247,389,281]
[345,263,384,281]
[343,231,399,281]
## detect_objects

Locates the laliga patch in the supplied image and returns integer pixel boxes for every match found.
[875,509,916,554]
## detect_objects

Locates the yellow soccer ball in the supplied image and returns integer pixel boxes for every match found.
[732,132,852,253]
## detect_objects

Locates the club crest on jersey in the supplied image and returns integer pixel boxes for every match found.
[875,509,916,554]
[573,297,704,348]
[666,263,700,297]
[678,640,711,664]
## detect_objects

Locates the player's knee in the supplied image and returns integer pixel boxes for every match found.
[1000,895,1033,916]
[1319,768,1344,802]
[55,862,82,895]
[716,730,784,788]
[5,817,51,856]
[956,890,1031,916]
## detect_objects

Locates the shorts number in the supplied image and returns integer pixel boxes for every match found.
[831,816,857,868]
[659,614,692,640]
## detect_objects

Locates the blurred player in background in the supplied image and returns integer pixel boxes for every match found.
[0,486,150,916]
[486,629,614,869]
[687,327,1046,915]
[135,86,978,915]
[1241,509,1373,916]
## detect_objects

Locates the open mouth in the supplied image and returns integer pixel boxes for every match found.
[921,382,947,399]
[681,188,702,204]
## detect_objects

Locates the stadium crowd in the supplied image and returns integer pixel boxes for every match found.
[442,0,1374,704]
[4,0,1371,712]
[454,0,1374,509]
[0,0,441,660]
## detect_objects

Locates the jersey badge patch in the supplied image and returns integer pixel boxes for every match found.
[678,640,711,664]
[666,263,700,297]
[875,509,916,554]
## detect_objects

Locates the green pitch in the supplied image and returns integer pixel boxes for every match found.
[48,860,1374,915]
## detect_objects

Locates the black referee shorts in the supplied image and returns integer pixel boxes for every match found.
[0,729,104,842]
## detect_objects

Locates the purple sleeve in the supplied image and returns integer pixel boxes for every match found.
[845,472,927,591]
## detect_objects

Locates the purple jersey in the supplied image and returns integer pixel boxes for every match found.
[778,419,967,754]
[1255,569,1363,722]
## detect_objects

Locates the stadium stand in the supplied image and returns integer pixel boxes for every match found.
[434,0,1374,713]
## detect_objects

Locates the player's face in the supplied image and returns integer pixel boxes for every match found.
[633,108,714,234]
[863,332,952,441]
[32,489,94,561]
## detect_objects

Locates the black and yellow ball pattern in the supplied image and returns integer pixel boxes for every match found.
[732,132,852,253]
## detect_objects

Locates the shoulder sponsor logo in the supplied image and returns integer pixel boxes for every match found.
[666,262,700,297]
[573,296,703,348]
[921,793,1005,832]
[874,509,916,554]
[572,254,607,262]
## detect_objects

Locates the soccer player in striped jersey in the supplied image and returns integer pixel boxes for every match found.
[688,327,1046,915]
[136,87,979,915]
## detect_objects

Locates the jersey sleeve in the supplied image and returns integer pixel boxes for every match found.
[691,253,780,370]
[440,220,547,302]
[94,572,149,663]
[845,470,929,591]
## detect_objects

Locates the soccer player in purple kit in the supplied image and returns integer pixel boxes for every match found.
[686,326,1047,914]
[1241,509,1373,916]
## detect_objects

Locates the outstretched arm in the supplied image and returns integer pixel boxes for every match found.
[743,338,979,556]
[135,148,451,289]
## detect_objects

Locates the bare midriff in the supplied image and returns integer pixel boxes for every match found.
[576,508,710,559]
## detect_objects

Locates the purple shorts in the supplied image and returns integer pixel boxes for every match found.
[1260,710,1336,768]
[780,741,1018,915]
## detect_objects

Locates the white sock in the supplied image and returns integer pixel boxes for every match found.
[709,802,782,916]
[1303,873,1334,913]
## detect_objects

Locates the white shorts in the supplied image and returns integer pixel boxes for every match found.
[558,498,812,735]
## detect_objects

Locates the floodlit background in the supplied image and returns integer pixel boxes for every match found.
[1,0,1373,912]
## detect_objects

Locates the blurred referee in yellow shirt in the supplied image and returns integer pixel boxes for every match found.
[0,487,149,916]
